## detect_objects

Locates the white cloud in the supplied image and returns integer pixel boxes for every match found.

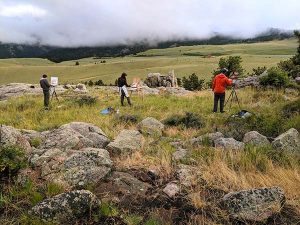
[0,3,47,18]
[0,0,299,47]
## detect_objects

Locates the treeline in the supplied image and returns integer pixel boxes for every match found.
[0,28,294,62]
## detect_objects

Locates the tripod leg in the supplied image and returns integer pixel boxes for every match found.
[233,90,241,110]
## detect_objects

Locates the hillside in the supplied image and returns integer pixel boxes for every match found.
[0,28,294,62]
[0,39,297,85]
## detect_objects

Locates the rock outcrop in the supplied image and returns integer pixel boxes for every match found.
[137,117,164,136]
[0,83,66,101]
[106,129,144,156]
[0,125,31,153]
[272,128,300,152]
[243,131,270,147]
[190,132,224,147]
[214,138,245,150]
[221,187,285,222]
[30,190,100,224]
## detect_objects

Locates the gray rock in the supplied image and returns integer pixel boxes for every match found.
[175,164,201,188]
[272,128,300,152]
[221,187,285,222]
[172,148,188,161]
[30,148,112,187]
[243,131,270,146]
[41,122,110,150]
[74,83,87,93]
[0,125,31,153]
[163,182,180,198]
[137,117,164,136]
[295,77,300,85]
[30,190,100,224]
[214,138,245,150]
[106,129,143,155]
[284,88,299,96]
[190,132,224,147]
[63,148,112,186]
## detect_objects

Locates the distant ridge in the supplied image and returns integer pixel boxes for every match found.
[0,28,294,62]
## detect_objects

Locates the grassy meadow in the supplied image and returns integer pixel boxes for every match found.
[0,87,299,224]
[0,38,297,85]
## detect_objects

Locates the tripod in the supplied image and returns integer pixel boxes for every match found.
[51,86,59,102]
[224,86,241,110]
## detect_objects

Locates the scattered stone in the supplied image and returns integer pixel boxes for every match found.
[243,131,270,146]
[106,129,143,155]
[175,164,202,188]
[0,125,31,153]
[29,190,100,224]
[284,88,299,96]
[190,132,224,147]
[74,83,87,93]
[221,187,285,222]
[137,117,164,136]
[272,128,300,152]
[172,148,188,161]
[295,77,300,85]
[214,138,245,150]
[163,182,180,198]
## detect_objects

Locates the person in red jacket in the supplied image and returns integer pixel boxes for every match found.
[212,68,233,113]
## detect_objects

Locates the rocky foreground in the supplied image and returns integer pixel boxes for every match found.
[1,118,299,224]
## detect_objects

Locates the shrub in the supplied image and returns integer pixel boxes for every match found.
[75,61,79,66]
[182,73,204,91]
[0,145,27,177]
[251,66,267,76]
[29,138,41,148]
[213,56,245,76]
[282,98,300,118]
[259,67,289,88]
[163,112,205,129]
[88,80,94,86]
[94,79,105,86]
[75,96,97,107]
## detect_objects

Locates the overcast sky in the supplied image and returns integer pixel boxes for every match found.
[0,0,299,47]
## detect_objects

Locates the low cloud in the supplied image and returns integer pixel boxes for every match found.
[0,0,299,47]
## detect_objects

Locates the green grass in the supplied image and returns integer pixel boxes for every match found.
[0,39,297,85]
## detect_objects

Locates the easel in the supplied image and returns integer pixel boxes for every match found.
[224,86,241,110]
[129,77,144,100]
[51,86,59,102]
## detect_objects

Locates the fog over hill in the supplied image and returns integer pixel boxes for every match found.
[0,0,300,47]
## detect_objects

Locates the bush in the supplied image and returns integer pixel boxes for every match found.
[282,98,300,118]
[88,80,94,86]
[75,61,79,66]
[214,56,245,76]
[94,79,105,86]
[163,112,205,129]
[75,96,97,107]
[251,66,267,76]
[0,145,27,177]
[259,67,289,87]
[182,73,204,91]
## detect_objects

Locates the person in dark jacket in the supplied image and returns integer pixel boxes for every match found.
[212,68,233,113]
[117,72,132,106]
[40,74,51,109]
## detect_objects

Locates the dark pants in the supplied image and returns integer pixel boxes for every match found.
[43,90,50,108]
[213,93,225,112]
[121,89,131,106]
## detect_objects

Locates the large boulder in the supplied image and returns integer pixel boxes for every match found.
[272,128,300,153]
[30,190,100,224]
[41,122,110,150]
[74,83,87,93]
[0,125,31,153]
[243,131,270,147]
[106,129,144,156]
[190,132,224,147]
[63,148,112,186]
[221,187,285,222]
[94,172,151,206]
[214,138,245,150]
[137,117,164,136]
[30,148,112,186]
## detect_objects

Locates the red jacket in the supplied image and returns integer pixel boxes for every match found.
[212,73,233,93]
